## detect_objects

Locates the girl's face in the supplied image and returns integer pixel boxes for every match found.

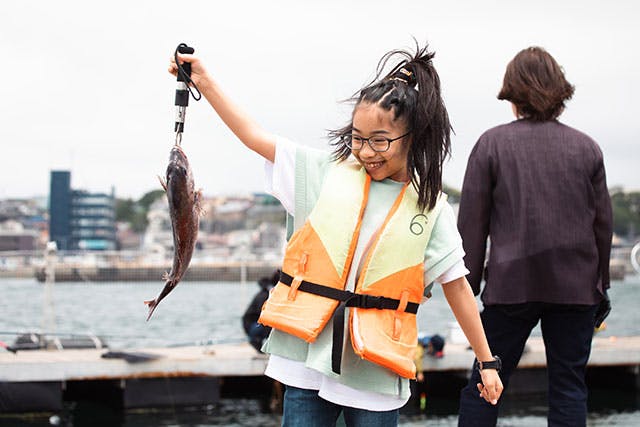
[351,103,411,182]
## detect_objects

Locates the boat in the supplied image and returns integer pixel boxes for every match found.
[3,331,108,352]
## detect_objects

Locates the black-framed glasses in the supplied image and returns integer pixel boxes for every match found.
[344,131,411,152]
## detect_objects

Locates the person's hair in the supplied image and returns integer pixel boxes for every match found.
[329,40,452,212]
[429,334,445,352]
[498,46,575,121]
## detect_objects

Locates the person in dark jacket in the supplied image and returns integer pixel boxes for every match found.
[457,47,613,427]
[242,270,279,352]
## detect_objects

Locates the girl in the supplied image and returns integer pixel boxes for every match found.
[169,42,502,427]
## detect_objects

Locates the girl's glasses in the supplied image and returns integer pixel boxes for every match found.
[344,131,411,152]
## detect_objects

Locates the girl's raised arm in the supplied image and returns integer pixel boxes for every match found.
[169,53,276,162]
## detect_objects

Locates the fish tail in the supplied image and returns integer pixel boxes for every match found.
[144,299,158,321]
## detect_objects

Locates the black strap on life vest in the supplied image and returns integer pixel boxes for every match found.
[278,271,419,374]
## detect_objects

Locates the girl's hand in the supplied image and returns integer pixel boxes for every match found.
[476,369,503,405]
[168,53,210,89]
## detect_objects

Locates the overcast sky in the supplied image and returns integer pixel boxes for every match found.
[1,0,638,201]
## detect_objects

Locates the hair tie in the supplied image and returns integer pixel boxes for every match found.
[390,66,417,88]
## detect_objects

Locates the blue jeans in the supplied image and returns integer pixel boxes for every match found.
[458,303,598,427]
[282,385,399,427]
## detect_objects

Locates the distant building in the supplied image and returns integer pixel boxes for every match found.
[49,170,117,250]
[246,193,287,229]
[0,220,38,251]
[49,171,72,249]
[0,198,48,250]
[206,198,253,234]
[116,222,143,250]
[142,198,173,255]
[0,198,42,222]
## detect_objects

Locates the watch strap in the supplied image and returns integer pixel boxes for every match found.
[477,355,502,371]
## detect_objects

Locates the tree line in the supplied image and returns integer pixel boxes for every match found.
[611,188,640,239]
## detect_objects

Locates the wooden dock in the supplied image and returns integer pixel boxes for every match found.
[1,336,639,412]
[0,342,268,382]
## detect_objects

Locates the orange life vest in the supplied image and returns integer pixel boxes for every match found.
[259,160,444,378]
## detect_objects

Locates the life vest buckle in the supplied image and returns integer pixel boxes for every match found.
[349,294,385,310]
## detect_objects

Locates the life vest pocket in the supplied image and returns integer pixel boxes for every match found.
[350,301,419,379]
[259,282,340,342]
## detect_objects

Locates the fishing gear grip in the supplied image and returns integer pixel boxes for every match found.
[174,43,202,136]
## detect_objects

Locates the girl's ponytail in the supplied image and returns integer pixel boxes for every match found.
[330,40,452,211]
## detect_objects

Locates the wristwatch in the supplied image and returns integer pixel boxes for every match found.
[476,355,502,372]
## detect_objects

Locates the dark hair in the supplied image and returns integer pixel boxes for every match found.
[329,41,452,212]
[498,46,575,121]
[429,334,445,352]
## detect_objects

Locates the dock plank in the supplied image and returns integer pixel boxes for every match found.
[1,336,639,383]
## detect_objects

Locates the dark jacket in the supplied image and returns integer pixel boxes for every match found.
[458,119,613,305]
[242,288,270,335]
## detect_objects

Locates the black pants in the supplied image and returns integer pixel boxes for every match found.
[458,302,598,427]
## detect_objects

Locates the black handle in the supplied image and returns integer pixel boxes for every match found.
[173,43,201,136]
[176,43,195,82]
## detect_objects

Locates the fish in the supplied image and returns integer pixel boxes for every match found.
[145,144,202,320]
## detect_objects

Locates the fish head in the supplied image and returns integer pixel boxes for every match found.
[169,144,189,170]
[166,145,193,188]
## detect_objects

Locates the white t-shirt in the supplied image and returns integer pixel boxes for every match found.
[263,138,469,411]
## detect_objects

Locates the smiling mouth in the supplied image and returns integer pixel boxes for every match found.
[363,161,384,170]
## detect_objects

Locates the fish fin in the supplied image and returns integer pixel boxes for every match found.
[194,189,206,216]
[158,175,168,192]
[144,299,157,321]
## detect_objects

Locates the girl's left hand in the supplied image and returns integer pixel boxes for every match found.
[476,369,503,405]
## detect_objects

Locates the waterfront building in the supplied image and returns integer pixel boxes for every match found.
[0,198,48,251]
[49,171,117,251]
[0,220,38,251]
